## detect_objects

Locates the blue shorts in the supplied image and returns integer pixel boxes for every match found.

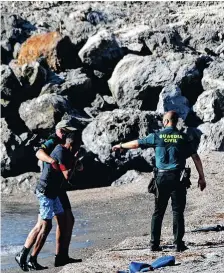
[36,191,64,220]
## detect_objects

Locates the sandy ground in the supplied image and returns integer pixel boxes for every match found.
[1,152,224,273]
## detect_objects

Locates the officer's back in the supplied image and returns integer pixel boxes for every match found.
[153,126,190,171]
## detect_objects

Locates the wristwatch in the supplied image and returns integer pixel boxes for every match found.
[120,143,123,149]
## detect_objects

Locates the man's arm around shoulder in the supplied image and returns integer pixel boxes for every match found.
[36,139,59,168]
[54,147,75,181]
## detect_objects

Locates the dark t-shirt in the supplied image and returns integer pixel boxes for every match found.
[138,126,197,170]
[36,145,74,199]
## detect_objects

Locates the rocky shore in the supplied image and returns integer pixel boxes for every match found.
[1,1,224,187]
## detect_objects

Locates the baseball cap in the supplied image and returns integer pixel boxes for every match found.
[55,120,77,131]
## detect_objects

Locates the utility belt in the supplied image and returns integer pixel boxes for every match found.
[180,166,192,189]
[148,166,192,195]
[158,169,181,173]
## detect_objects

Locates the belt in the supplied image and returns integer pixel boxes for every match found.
[158,169,181,173]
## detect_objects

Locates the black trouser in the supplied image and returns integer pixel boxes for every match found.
[150,171,186,247]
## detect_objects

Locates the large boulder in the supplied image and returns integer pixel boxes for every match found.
[9,60,47,99]
[40,68,93,109]
[174,55,205,106]
[19,94,73,132]
[78,30,124,73]
[64,18,94,48]
[0,119,39,177]
[60,111,92,131]
[186,22,223,53]
[193,89,224,123]
[144,28,183,55]
[84,94,117,118]
[1,14,36,64]
[114,25,152,54]
[0,64,21,108]
[109,53,208,110]
[82,109,160,170]
[197,118,224,152]
[108,54,174,110]
[0,118,20,175]
[1,172,39,195]
[17,32,76,71]
[157,85,190,120]
[215,42,224,56]
[202,60,224,91]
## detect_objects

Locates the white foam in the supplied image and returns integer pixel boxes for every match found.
[1,245,23,256]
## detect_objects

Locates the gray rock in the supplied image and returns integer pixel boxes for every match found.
[111,170,141,186]
[1,14,35,62]
[193,89,224,123]
[39,71,65,94]
[109,53,206,110]
[187,23,223,53]
[0,118,20,175]
[103,95,116,105]
[197,118,224,152]
[86,10,107,25]
[0,118,40,177]
[84,94,117,118]
[1,14,35,43]
[82,109,161,167]
[0,64,21,107]
[9,60,47,99]
[108,54,174,110]
[19,94,72,132]
[144,28,183,55]
[215,42,224,55]
[63,16,94,47]
[61,112,93,131]
[78,30,124,72]
[174,58,202,105]
[114,25,152,53]
[13,42,21,59]
[157,85,190,120]
[1,172,39,194]
[41,68,92,109]
[202,60,224,91]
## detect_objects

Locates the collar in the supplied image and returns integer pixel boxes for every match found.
[165,126,175,129]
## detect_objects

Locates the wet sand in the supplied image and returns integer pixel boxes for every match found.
[1,172,156,273]
[1,152,224,273]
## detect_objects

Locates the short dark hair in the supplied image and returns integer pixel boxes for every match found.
[169,111,179,124]
[163,111,179,125]
[66,132,81,144]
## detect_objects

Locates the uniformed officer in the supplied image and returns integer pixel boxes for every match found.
[112,111,206,252]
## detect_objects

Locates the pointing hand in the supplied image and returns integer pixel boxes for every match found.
[112,144,121,152]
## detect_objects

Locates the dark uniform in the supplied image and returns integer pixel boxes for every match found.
[138,126,196,248]
[40,134,72,210]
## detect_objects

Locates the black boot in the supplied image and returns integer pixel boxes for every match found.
[150,245,163,251]
[64,256,82,264]
[175,242,189,252]
[27,255,48,270]
[15,247,30,271]
[54,254,66,267]
[54,254,82,267]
